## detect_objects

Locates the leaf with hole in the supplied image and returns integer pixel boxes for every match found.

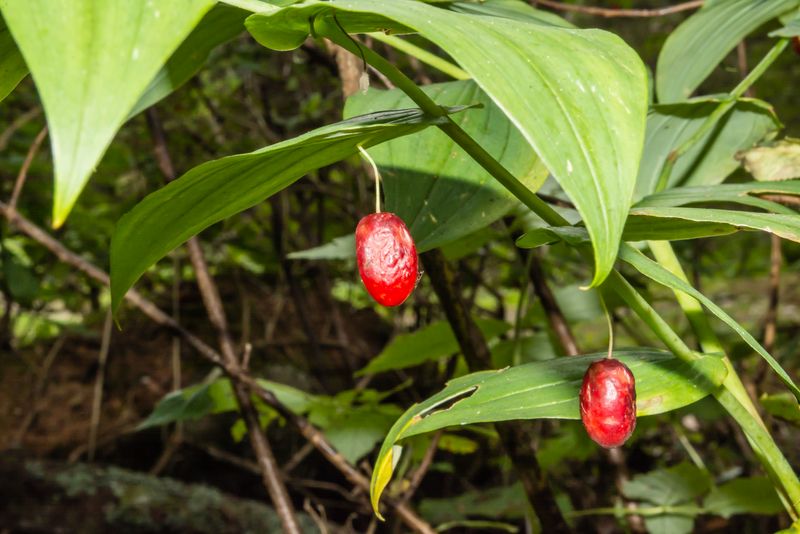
[370,349,727,514]
[345,80,547,251]
[110,107,459,314]
[0,0,216,226]
[246,0,648,287]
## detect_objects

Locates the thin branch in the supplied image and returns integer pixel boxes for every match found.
[528,250,579,356]
[0,106,41,151]
[13,335,66,446]
[532,0,704,18]
[146,108,301,534]
[8,126,48,214]
[88,309,114,461]
[400,431,442,505]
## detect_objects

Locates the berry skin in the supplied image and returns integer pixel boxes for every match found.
[356,212,418,307]
[579,358,637,448]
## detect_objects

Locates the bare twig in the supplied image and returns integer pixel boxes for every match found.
[146,108,301,534]
[88,309,113,461]
[763,235,782,355]
[0,199,436,534]
[421,249,571,532]
[533,0,704,18]
[0,106,41,151]
[8,126,48,215]
[400,431,442,505]
[13,335,66,446]
[527,250,580,356]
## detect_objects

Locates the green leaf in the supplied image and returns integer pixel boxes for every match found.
[357,317,511,376]
[370,349,727,512]
[637,180,800,215]
[129,4,247,118]
[323,404,403,464]
[345,80,547,251]
[770,14,800,37]
[139,378,316,429]
[287,234,356,261]
[0,0,215,227]
[618,243,800,401]
[419,483,527,524]
[738,139,800,182]
[246,0,649,287]
[703,477,784,517]
[628,206,800,244]
[444,0,573,28]
[623,462,711,506]
[0,14,27,104]
[760,392,800,424]
[110,107,454,314]
[656,0,800,102]
[635,98,781,198]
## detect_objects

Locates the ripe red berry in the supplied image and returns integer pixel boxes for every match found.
[579,358,636,448]
[356,212,418,307]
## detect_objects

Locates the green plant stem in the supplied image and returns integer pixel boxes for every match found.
[319,22,800,518]
[368,33,470,80]
[647,240,800,518]
[654,38,789,193]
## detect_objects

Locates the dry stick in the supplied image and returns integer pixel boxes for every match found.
[527,250,579,357]
[0,106,41,152]
[13,335,66,446]
[400,431,442,505]
[145,109,301,534]
[8,126,47,214]
[88,309,114,461]
[420,249,571,533]
[532,0,704,18]
[0,202,435,534]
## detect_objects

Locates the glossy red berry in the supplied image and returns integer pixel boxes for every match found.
[579,358,636,448]
[356,212,418,307]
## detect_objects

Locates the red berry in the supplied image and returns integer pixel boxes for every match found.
[356,212,418,307]
[579,358,636,448]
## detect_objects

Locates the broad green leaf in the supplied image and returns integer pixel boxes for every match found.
[636,180,800,215]
[0,0,215,227]
[110,107,456,314]
[139,377,316,429]
[738,139,800,182]
[357,317,511,376]
[129,4,248,118]
[516,220,738,249]
[287,234,356,261]
[246,0,649,286]
[345,80,547,251]
[323,404,403,464]
[623,463,709,534]
[419,483,527,524]
[618,243,800,400]
[370,349,727,512]
[0,14,26,104]
[656,0,800,102]
[703,477,784,517]
[635,98,781,199]
[760,392,800,424]
[628,206,800,244]
[444,0,573,28]
[624,462,711,506]
[770,13,800,37]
